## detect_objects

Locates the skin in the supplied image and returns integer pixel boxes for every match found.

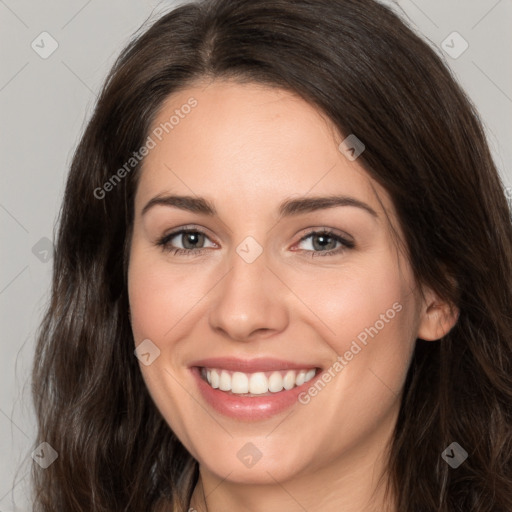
[127,79,458,512]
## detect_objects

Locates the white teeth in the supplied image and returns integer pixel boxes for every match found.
[231,372,249,393]
[268,371,284,392]
[283,370,296,390]
[295,370,306,387]
[203,367,317,395]
[210,369,220,389]
[249,372,268,394]
[219,370,231,391]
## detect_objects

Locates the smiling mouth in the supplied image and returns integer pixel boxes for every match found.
[198,366,320,396]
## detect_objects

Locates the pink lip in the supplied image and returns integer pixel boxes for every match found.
[189,357,319,373]
[189,358,323,421]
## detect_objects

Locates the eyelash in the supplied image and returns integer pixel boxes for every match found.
[156,226,355,258]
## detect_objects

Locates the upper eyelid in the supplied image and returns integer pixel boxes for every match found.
[162,225,216,243]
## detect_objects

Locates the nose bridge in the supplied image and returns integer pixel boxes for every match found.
[231,235,269,291]
[208,235,289,340]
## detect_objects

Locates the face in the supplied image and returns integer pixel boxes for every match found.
[127,79,426,485]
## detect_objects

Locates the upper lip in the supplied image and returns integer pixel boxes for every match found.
[189,357,321,373]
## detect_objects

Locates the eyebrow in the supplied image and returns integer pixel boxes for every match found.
[141,194,378,219]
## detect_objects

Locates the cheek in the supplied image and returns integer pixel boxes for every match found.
[127,247,208,343]
[294,250,413,346]
[290,248,418,399]
[128,266,166,343]
[288,257,418,455]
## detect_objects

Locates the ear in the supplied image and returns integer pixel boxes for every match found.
[416,287,459,341]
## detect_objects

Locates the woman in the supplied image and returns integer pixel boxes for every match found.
[32,0,512,510]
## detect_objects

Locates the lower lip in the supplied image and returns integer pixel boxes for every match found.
[190,367,320,421]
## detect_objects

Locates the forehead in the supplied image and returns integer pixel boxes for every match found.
[135,79,394,222]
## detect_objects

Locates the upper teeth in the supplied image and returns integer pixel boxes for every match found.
[203,368,317,395]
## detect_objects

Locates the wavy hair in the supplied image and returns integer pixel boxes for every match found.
[32,0,512,510]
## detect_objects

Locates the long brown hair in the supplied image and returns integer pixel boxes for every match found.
[32,0,512,510]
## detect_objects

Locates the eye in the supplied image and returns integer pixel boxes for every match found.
[155,226,355,258]
[294,229,355,258]
[156,227,216,256]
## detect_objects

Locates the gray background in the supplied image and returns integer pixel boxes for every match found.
[1,0,511,509]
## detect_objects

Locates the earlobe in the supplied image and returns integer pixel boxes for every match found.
[416,291,459,342]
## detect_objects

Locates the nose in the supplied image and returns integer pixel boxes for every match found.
[208,244,290,342]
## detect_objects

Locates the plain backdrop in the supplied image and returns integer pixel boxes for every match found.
[1,0,511,509]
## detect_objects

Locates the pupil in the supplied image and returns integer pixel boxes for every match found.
[184,232,202,249]
[314,234,334,251]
